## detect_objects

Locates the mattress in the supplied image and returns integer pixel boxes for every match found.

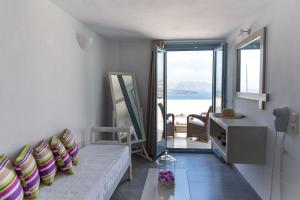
[38,144,130,200]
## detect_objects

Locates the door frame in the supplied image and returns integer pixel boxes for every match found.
[163,41,226,152]
[212,44,227,113]
[153,46,167,158]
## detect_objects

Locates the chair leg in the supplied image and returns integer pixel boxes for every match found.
[128,162,133,181]
[141,144,152,161]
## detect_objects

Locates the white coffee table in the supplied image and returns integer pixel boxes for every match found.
[140,168,191,200]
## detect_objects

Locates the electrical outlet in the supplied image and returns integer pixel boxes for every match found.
[289,112,298,134]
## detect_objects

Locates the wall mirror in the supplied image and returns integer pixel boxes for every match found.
[236,27,268,109]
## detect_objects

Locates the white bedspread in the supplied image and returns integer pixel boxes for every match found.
[37,144,130,200]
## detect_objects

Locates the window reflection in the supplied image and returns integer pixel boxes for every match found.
[157,51,165,142]
[239,37,261,94]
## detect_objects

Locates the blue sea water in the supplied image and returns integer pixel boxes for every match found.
[167,92,211,100]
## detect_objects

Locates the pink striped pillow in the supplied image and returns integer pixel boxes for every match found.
[60,129,79,165]
[34,140,57,185]
[15,145,40,199]
[50,136,74,175]
[0,155,24,200]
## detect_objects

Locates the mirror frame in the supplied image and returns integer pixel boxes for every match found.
[236,27,268,109]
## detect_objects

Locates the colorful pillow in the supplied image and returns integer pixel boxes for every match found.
[0,155,24,200]
[14,145,40,199]
[60,129,79,165]
[50,136,73,175]
[33,141,57,185]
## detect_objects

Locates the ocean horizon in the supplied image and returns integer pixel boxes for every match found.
[167,93,211,100]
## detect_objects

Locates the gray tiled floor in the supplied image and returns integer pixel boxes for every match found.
[111,153,261,200]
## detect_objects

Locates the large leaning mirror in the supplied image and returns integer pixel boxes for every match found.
[109,72,150,160]
[109,72,145,141]
[236,27,268,109]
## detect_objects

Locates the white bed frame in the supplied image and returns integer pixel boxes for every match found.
[90,126,132,199]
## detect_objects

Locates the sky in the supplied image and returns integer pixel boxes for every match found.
[167,50,213,91]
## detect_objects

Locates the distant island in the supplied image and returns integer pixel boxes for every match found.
[167,81,212,100]
[167,89,211,100]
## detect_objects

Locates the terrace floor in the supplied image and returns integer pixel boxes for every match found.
[167,133,211,149]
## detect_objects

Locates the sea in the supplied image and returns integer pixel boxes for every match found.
[167,92,211,100]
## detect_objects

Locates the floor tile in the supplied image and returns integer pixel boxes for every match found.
[111,153,261,200]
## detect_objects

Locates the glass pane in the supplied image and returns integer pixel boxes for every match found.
[157,51,165,143]
[122,75,143,130]
[215,49,223,113]
[115,101,133,127]
[110,74,144,141]
[239,37,261,93]
[167,51,213,117]
[111,75,123,101]
[111,75,134,128]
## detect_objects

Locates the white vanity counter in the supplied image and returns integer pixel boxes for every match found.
[209,114,267,164]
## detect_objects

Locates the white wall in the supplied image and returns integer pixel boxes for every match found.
[0,0,109,158]
[118,40,152,125]
[226,0,300,199]
[106,40,152,127]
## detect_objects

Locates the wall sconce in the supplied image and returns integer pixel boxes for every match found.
[240,28,251,35]
[76,32,94,50]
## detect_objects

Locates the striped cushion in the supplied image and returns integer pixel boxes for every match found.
[14,145,40,199]
[0,155,24,200]
[50,136,74,175]
[33,141,57,185]
[60,129,79,165]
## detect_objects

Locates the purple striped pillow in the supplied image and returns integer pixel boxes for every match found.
[14,145,40,199]
[60,129,79,165]
[50,136,74,175]
[0,155,24,200]
[34,140,57,185]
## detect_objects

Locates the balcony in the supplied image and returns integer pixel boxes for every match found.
[166,99,212,149]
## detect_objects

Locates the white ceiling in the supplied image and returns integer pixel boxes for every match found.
[52,0,271,40]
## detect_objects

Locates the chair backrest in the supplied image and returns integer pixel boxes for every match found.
[204,106,212,124]
[158,103,165,116]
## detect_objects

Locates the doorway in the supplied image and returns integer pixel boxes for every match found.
[152,42,226,156]
[164,42,226,151]
[166,50,213,149]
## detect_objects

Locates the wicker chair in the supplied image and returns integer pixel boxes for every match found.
[158,103,175,137]
[186,106,212,142]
